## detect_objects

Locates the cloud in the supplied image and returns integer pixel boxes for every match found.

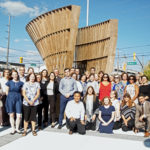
[14,39,20,43]
[0,1,48,17]
[14,38,30,43]
[23,38,30,42]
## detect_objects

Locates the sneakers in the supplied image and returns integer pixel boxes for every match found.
[57,125,62,129]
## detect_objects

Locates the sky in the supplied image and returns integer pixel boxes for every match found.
[0,0,150,71]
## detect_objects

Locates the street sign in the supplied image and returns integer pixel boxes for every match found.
[30,63,36,67]
[127,62,137,65]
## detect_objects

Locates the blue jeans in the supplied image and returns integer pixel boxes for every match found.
[58,95,73,125]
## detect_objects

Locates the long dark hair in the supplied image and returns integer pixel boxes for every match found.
[41,69,48,79]
[101,73,110,82]
[26,73,37,82]
[49,72,56,82]
[83,86,96,103]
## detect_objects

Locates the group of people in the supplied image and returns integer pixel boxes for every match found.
[0,66,150,137]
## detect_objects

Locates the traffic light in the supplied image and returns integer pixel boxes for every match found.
[133,52,136,61]
[20,57,23,63]
[123,63,127,71]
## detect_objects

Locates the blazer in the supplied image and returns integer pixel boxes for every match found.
[45,80,59,97]
[135,101,150,124]
[83,95,100,115]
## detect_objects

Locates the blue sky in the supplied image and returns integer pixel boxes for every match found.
[0,0,150,71]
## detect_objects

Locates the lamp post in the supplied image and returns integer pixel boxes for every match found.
[86,0,89,26]
[6,15,11,68]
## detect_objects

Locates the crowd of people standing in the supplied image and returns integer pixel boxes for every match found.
[0,66,150,137]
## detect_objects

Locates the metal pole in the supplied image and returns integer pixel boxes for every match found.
[6,15,11,68]
[86,0,89,26]
[117,48,119,74]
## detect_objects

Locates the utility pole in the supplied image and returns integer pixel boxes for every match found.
[117,48,119,74]
[6,15,11,68]
[86,0,89,26]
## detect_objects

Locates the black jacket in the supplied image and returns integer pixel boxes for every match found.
[45,80,59,96]
[83,95,100,115]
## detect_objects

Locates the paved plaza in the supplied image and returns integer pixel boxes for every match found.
[0,124,150,150]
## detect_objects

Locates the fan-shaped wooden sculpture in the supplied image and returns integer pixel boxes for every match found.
[75,19,118,74]
[26,5,80,74]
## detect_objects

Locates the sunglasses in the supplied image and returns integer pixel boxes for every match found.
[103,76,108,78]
[129,78,134,80]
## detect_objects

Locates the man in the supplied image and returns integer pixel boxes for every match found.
[58,68,77,129]
[54,68,61,121]
[135,94,150,137]
[19,67,26,83]
[65,91,85,135]
[90,67,96,74]
[75,68,80,80]
[70,67,75,76]
[54,68,61,84]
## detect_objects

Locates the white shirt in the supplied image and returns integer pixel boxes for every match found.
[65,100,85,120]
[19,75,26,83]
[47,82,54,95]
[76,81,83,92]
[0,77,8,93]
[86,95,94,121]
[111,98,120,121]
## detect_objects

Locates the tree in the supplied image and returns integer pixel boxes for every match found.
[144,62,150,81]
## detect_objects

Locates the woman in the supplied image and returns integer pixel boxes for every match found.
[112,75,124,101]
[5,70,24,134]
[110,90,121,130]
[94,74,99,83]
[45,72,58,127]
[99,97,115,134]
[120,72,129,89]
[72,73,83,93]
[83,86,99,130]
[22,73,40,136]
[40,69,49,127]
[85,71,90,82]
[0,69,10,126]
[120,93,136,132]
[139,75,150,102]
[80,74,87,97]
[86,74,99,96]
[98,71,104,83]
[36,73,43,130]
[99,74,111,101]
[124,75,139,104]
[27,67,34,75]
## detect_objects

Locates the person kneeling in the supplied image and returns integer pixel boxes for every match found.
[135,94,150,137]
[65,91,85,135]
[99,97,115,134]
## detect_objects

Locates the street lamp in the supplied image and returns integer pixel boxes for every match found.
[86,0,89,26]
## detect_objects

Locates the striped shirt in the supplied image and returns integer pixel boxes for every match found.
[120,104,136,119]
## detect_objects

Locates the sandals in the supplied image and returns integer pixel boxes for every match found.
[32,131,37,136]
[22,131,27,136]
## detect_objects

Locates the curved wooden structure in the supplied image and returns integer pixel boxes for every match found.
[26,5,80,73]
[75,19,118,74]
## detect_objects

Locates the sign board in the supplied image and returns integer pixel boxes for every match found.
[127,62,137,65]
[30,63,36,67]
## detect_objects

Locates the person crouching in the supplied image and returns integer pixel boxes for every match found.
[65,91,85,135]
